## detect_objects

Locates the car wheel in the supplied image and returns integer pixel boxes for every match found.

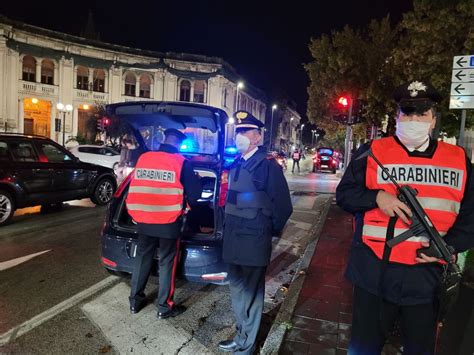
[0,190,15,226]
[91,178,115,205]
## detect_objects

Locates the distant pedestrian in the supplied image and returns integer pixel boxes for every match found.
[291,148,301,173]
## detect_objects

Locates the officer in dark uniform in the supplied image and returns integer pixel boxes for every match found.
[218,111,293,354]
[336,81,474,354]
[128,128,202,319]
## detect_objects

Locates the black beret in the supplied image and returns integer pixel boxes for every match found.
[234,110,265,130]
[164,128,187,142]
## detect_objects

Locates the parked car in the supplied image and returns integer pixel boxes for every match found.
[101,101,232,285]
[69,145,120,170]
[0,133,117,226]
[313,147,340,173]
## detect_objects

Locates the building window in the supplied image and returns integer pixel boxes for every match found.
[41,59,54,85]
[222,88,228,107]
[124,72,136,96]
[179,80,191,102]
[193,80,206,103]
[77,66,89,90]
[139,74,151,98]
[93,69,105,92]
[22,55,36,82]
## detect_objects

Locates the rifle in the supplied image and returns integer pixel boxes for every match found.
[358,148,461,279]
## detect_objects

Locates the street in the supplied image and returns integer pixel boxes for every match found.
[0,160,340,354]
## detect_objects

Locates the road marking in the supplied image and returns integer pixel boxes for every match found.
[0,276,119,346]
[81,283,213,354]
[0,250,52,272]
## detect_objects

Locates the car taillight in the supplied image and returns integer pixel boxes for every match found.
[114,170,134,197]
[101,257,117,267]
[219,170,229,207]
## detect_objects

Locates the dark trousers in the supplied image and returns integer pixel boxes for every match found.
[349,286,438,355]
[292,159,300,173]
[129,234,180,313]
[228,264,266,355]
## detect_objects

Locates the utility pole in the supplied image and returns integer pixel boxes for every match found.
[343,99,354,171]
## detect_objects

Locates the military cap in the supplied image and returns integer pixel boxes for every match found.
[393,81,443,115]
[164,128,187,142]
[234,110,265,130]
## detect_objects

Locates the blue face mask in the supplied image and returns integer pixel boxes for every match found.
[235,133,251,154]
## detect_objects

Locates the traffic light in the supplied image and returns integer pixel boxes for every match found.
[103,118,110,129]
[332,96,351,124]
[338,96,350,107]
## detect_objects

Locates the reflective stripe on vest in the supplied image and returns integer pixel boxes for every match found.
[126,151,186,224]
[362,137,467,265]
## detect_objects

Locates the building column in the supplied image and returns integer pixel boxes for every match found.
[190,81,195,102]
[88,68,94,91]
[53,64,59,86]
[50,101,56,139]
[135,76,140,97]
[72,107,78,136]
[73,66,78,89]
[104,71,109,94]
[35,59,42,83]
[18,98,24,133]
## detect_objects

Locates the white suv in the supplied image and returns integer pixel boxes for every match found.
[69,145,120,170]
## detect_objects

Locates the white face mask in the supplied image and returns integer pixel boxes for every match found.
[235,133,251,154]
[396,121,431,149]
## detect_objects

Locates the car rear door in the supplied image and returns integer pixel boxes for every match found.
[6,138,53,205]
[35,140,89,198]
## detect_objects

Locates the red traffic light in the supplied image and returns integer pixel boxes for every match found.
[103,118,110,126]
[338,96,350,107]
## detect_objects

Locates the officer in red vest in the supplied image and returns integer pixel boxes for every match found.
[337,81,474,354]
[126,128,201,318]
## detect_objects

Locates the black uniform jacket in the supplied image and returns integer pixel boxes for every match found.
[223,147,293,267]
[336,137,474,305]
[137,144,202,239]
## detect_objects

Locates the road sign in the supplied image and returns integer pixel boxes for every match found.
[451,68,474,83]
[450,82,474,96]
[452,55,474,69]
[450,96,474,109]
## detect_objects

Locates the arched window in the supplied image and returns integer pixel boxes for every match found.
[139,74,151,98]
[179,80,191,102]
[124,72,136,96]
[93,69,106,92]
[77,66,89,90]
[41,59,54,85]
[22,55,36,82]
[193,80,206,103]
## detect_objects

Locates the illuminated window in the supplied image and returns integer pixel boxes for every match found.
[124,72,136,96]
[179,80,191,102]
[139,74,151,98]
[77,66,89,90]
[22,55,36,82]
[194,80,206,103]
[41,59,54,85]
[93,69,105,92]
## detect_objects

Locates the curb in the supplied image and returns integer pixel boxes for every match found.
[260,195,333,354]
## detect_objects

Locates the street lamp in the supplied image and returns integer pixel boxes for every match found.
[288,116,294,147]
[300,124,305,149]
[269,104,277,151]
[235,81,244,112]
[311,129,316,146]
[57,102,73,146]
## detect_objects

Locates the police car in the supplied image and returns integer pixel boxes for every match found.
[101,102,236,285]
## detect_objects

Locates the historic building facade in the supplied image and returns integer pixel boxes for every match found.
[0,16,266,145]
[274,105,302,152]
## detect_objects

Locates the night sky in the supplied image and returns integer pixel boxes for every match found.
[1,0,413,118]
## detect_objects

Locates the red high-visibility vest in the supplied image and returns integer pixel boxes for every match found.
[126,151,186,224]
[363,137,467,265]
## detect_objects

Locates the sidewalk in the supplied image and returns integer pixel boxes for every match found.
[279,201,353,354]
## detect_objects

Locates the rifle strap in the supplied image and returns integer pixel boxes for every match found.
[377,216,398,338]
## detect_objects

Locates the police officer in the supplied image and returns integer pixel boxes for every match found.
[218,111,293,354]
[126,128,201,318]
[336,81,474,354]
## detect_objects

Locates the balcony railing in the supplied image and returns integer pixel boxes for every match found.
[19,80,59,97]
[74,89,109,104]
[121,96,156,102]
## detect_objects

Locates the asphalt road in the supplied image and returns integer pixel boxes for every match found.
[0,161,340,354]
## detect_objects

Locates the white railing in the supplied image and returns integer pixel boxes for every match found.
[74,89,109,104]
[122,96,156,102]
[19,80,59,97]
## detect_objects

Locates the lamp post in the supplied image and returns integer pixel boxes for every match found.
[288,116,294,149]
[226,116,235,146]
[56,102,73,146]
[235,81,244,112]
[270,104,277,151]
[311,129,316,146]
[300,124,305,149]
